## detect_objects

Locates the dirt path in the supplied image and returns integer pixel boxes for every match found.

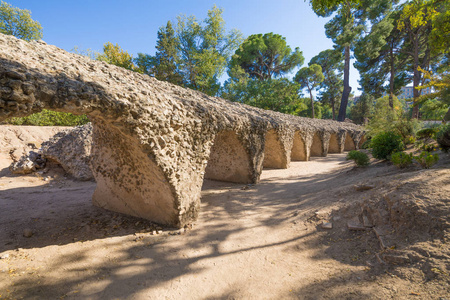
[0,127,449,299]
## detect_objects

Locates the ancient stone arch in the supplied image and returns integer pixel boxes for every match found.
[204,130,254,183]
[328,133,340,153]
[358,135,367,149]
[263,129,288,169]
[0,34,365,227]
[310,132,324,157]
[291,131,308,161]
[344,132,356,151]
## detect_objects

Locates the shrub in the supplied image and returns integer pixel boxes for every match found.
[414,151,439,169]
[346,150,370,167]
[370,131,404,160]
[416,127,439,140]
[390,152,413,168]
[5,110,89,126]
[436,124,450,153]
[405,136,416,145]
[422,143,436,152]
[394,117,422,144]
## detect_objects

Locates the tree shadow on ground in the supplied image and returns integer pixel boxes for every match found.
[2,153,449,299]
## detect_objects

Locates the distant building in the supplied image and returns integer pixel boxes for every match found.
[382,86,434,100]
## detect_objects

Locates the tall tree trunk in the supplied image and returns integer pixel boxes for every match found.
[338,46,351,122]
[389,44,394,109]
[309,87,315,119]
[412,37,421,119]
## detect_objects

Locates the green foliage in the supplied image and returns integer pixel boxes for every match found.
[308,0,361,17]
[172,5,242,96]
[416,127,439,139]
[370,131,404,160]
[350,93,374,124]
[97,42,136,71]
[294,64,324,118]
[310,49,343,120]
[297,97,325,119]
[397,0,438,118]
[366,96,422,143]
[414,151,439,168]
[6,110,89,126]
[222,78,304,115]
[390,151,413,168]
[394,117,422,144]
[0,1,42,41]
[436,124,450,152]
[419,98,448,120]
[417,141,436,152]
[416,67,450,122]
[346,150,370,167]
[223,31,305,115]
[360,139,371,149]
[429,0,450,54]
[405,136,416,145]
[137,21,183,85]
[354,5,409,104]
[229,32,304,81]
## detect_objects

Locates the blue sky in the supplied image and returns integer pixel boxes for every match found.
[7,0,361,95]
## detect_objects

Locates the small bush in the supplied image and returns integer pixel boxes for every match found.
[405,136,416,145]
[414,151,439,169]
[436,124,450,153]
[394,118,422,144]
[417,127,439,139]
[346,150,370,167]
[390,152,413,168]
[370,131,404,160]
[6,110,89,126]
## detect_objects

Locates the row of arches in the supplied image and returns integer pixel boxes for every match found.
[204,129,365,184]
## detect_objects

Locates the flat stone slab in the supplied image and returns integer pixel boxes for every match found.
[321,222,333,229]
[347,221,366,231]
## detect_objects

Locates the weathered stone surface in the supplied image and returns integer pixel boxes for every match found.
[0,33,365,227]
[10,156,37,174]
[9,150,45,174]
[41,123,93,181]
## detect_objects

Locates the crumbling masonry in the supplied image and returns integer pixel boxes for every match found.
[0,34,365,227]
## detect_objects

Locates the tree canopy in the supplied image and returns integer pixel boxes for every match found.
[229,33,304,81]
[310,49,343,119]
[295,64,324,118]
[97,42,136,71]
[0,0,42,41]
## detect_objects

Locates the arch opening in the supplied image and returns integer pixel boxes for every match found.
[310,132,323,157]
[344,133,356,151]
[263,129,287,169]
[358,135,367,149]
[204,130,252,183]
[291,131,307,161]
[328,133,340,153]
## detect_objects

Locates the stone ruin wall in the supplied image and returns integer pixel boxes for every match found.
[0,33,365,228]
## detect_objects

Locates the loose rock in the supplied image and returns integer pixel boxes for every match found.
[23,228,33,238]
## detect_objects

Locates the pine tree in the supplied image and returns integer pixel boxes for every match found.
[153,21,183,85]
[310,49,343,120]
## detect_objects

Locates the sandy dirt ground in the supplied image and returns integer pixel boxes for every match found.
[0,126,449,300]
